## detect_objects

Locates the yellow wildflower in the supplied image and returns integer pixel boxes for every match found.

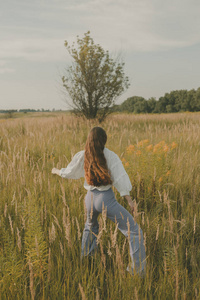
[126,145,135,154]
[137,139,149,147]
[125,162,130,167]
[159,141,166,146]
[163,144,169,152]
[143,139,149,144]
[171,142,178,149]
[153,141,166,153]
[122,158,126,162]
[166,170,171,176]
[136,150,141,156]
[153,145,159,153]
[158,177,163,183]
[146,144,153,151]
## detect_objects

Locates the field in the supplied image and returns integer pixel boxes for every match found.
[0,112,200,299]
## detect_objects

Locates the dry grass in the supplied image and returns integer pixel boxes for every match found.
[0,112,200,299]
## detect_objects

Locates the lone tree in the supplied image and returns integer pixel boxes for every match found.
[62,31,130,121]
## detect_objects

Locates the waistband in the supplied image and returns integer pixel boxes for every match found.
[89,187,112,194]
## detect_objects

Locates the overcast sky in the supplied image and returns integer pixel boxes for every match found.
[1,0,200,110]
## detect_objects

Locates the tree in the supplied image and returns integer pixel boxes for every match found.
[195,87,200,111]
[147,97,157,113]
[62,32,130,121]
[134,99,148,114]
[188,89,198,111]
[120,96,146,112]
[154,96,168,113]
[5,110,17,118]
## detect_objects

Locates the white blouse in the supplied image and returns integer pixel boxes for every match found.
[59,148,132,197]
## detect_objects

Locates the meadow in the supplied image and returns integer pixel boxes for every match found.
[0,112,200,299]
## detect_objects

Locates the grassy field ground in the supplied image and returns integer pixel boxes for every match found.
[0,112,200,299]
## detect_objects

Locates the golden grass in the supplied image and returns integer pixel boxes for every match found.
[0,112,200,299]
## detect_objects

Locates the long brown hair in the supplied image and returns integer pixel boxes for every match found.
[84,127,112,186]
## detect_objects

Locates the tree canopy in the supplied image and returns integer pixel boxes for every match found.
[112,88,200,114]
[62,31,130,121]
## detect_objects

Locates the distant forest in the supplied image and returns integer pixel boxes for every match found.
[112,87,200,114]
[1,87,200,115]
[0,108,61,114]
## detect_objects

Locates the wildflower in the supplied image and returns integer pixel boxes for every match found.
[125,162,129,167]
[171,142,178,149]
[159,141,166,146]
[158,177,163,183]
[122,157,126,162]
[137,139,149,147]
[153,145,158,153]
[126,144,135,153]
[146,144,153,151]
[166,170,171,176]
[136,150,141,156]
[143,139,149,144]
[163,144,169,152]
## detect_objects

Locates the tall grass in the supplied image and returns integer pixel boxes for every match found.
[0,112,200,299]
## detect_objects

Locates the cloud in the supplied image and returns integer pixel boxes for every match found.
[0,38,69,62]
[61,0,200,52]
[0,68,15,74]
[0,60,15,74]
[1,0,200,110]
[1,0,200,66]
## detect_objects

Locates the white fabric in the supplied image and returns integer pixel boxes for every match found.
[59,148,132,197]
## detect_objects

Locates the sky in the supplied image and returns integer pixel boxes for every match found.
[1,0,200,110]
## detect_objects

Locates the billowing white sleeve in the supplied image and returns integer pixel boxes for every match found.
[59,150,85,179]
[109,153,132,197]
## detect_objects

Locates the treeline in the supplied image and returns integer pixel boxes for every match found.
[1,87,200,116]
[112,87,200,114]
[0,108,62,114]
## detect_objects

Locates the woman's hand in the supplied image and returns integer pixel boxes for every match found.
[128,201,135,215]
[124,195,135,214]
[51,168,60,176]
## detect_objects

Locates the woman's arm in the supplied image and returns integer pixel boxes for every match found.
[124,195,135,214]
[52,167,60,176]
[51,150,85,179]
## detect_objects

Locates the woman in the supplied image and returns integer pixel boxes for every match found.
[52,127,146,276]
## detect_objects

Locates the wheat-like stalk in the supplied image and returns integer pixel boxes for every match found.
[79,283,87,300]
